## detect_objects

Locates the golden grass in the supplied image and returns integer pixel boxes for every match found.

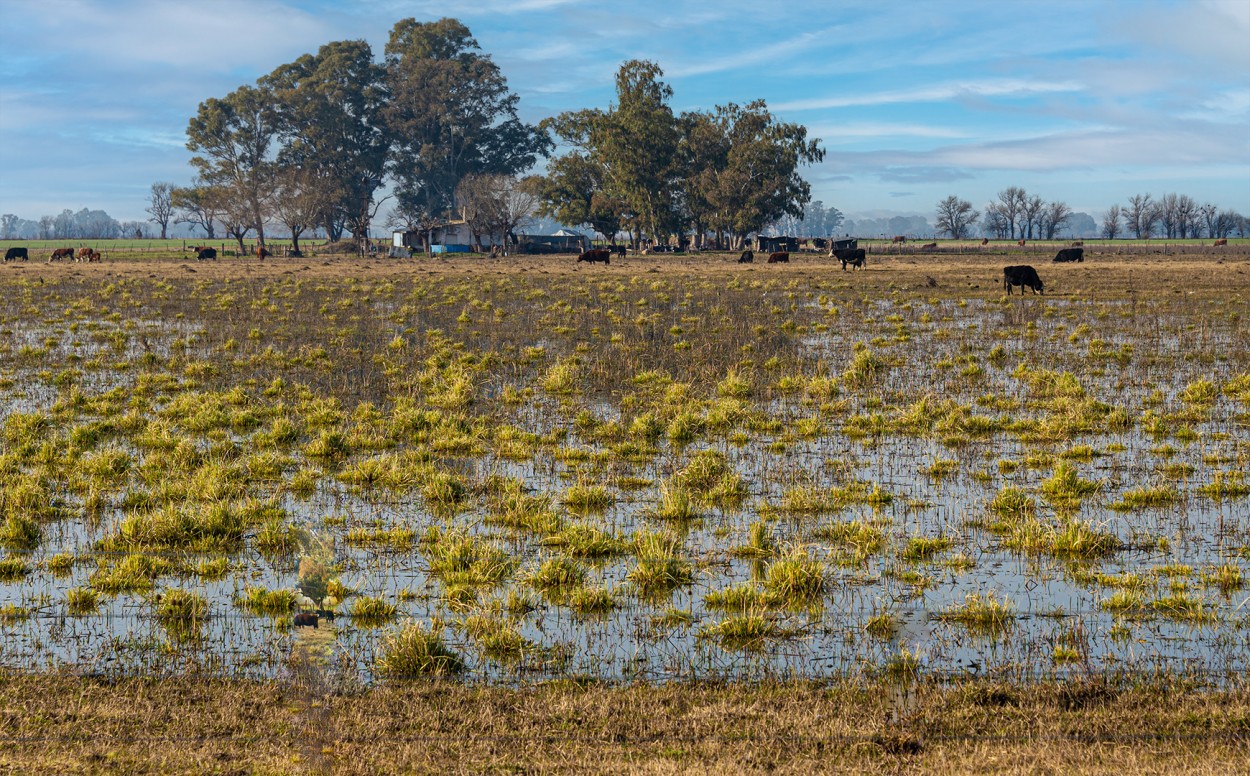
[1,671,1247,774]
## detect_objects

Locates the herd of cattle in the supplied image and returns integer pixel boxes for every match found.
[4,247,101,262]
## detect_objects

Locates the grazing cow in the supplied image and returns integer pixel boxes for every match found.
[1213,238,1228,247]
[4,247,28,261]
[577,248,611,264]
[767,251,789,264]
[256,246,271,259]
[1004,265,1044,295]
[609,244,626,259]
[920,242,937,251]
[1017,239,1026,247]
[50,248,74,261]
[193,246,216,261]
[87,250,101,263]
[981,238,989,246]
[832,248,866,270]
[1071,240,1084,247]
[891,235,906,244]
[294,612,319,629]
[738,249,754,263]
[1052,247,1084,263]
[77,248,93,261]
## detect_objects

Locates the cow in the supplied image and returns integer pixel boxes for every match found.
[4,247,28,262]
[609,244,626,259]
[891,236,906,244]
[192,246,216,261]
[832,248,866,270]
[49,248,74,261]
[1071,240,1084,247]
[767,251,789,264]
[577,248,611,264]
[1214,238,1228,247]
[294,612,319,628]
[920,242,937,251]
[738,249,754,264]
[1017,239,1026,247]
[1004,265,1044,295]
[981,238,989,246]
[77,248,93,261]
[87,250,101,263]
[256,246,272,259]
[1053,247,1084,263]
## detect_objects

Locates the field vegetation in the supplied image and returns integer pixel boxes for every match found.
[1,246,1248,770]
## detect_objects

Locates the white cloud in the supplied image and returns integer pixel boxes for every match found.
[773,79,1085,111]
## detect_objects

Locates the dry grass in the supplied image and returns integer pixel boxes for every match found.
[1,671,1247,774]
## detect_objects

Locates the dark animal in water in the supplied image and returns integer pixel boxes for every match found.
[294,613,319,628]
[1003,265,1044,295]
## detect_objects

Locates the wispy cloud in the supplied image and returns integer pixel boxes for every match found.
[774,79,1085,111]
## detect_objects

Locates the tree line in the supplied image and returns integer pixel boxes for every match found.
[0,209,151,241]
[162,17,824,255]
[935,189,1247,241]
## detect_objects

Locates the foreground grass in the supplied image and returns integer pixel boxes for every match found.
[1,671,1247,774]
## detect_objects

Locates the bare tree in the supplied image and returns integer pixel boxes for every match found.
[271,167,338,257]
[1040,200,1073,239]
[934,195,979,238]
[1101,205,1123,239]
[1020,194,1045,240]
[146,182,176,239]
[995,186,1028,239]
[1217,209,1244,239]
[486,175,542,251]
[982,203,1011,238]
[1199,203,1220,238]
[1125,194,1160,238]
[172,181,225,239]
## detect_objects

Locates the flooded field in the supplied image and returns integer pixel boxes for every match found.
[1,250,1247,684]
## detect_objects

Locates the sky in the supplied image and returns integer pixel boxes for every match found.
[1,0,1247,226]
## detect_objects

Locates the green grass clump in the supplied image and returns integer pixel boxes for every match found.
[541,524,625,558]
[0,556,31,582]
[90,554,172,595]
[351,596,399,626]
[704,583,774,612]
[238,587,298,616]
[988,487,1036,519]
[1151,593,1213,623]
[1197,471,1250,500]
[562,483,614,513]
[566,585,618,616]
[649,485,701,521]
[375,622,464,679]
[699,611,789,650]
[527,556,588,598]
[1109,484,1182,511]
[66,587,99,615]
[459,614,534,661]
[936,591,1016,637]
[763,550,827,608]
[628,531,694,599]
[156,589,209,625]
[900,536,952,563]
[731,520,777,558]
[1040,461,1101,511]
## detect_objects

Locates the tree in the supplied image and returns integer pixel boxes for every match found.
[260,39,391,246]
[1101,205,1123,239]
[0,214,19,240]
[384,18,549,228]
[146,182,175,239]
[482,175,542,250]
[994,187,1028,239]
[1020,194,1045,240]
[1039,200,1073,239]
[982,203,1010,238]
[1125,194,1159,238]
[534,152,625,244]
[172,181,224,239]
[271,167,338,256]
[934,195,979,238]
[1199,203,1220,238]
[186,85,277,247]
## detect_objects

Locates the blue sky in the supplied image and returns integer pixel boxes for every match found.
[1,0,1247,225]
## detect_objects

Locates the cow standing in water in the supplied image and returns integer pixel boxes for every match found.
[1004,265,1044,295]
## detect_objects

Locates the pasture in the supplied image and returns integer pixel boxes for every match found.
[1,247,1248,770]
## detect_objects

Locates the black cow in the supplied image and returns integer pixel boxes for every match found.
[1052,247,1084,263]
[194,247,217,261]
[5,247,29,262]
[738,250,754,263]
[767,251,789,264]
[577,248,611,264]
[832,248,866,270]
[1004,265,1044,295]
[609,244,626,259]
[294,612,319,628]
